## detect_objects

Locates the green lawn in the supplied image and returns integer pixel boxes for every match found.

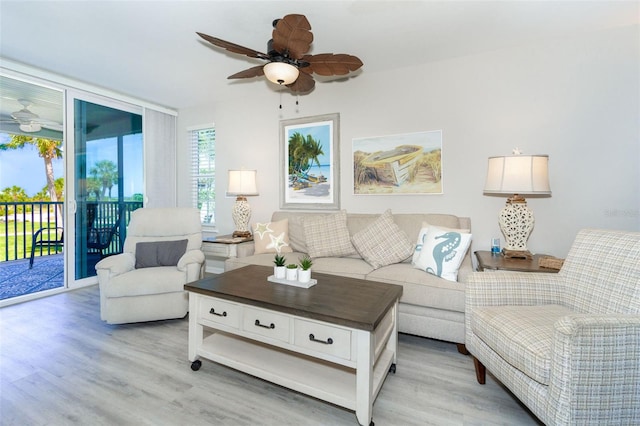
[0,221,63,261]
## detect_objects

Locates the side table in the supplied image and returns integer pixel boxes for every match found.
[202,234,254,273]
[475,250,559,273]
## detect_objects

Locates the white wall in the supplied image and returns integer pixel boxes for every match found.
[177,24,639,258]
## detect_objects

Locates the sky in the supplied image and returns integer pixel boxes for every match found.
[0,132,143,198]
[0,134,64,196]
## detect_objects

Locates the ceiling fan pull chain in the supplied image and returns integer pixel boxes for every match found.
[279,91,283,109]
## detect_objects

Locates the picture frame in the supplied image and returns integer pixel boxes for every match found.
[280,113,340,210]
[353,130,443,195]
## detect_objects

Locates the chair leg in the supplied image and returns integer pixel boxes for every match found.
[473,357,486,384]
[456,343,469,355]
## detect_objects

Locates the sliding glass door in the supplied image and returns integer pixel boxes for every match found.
[69,94,143,283]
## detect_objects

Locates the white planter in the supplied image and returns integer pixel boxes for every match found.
[285,267,298,281]
[298,269,311,283]
[274,266,286,279]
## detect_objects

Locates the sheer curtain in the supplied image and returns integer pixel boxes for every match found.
[144,108,177,207]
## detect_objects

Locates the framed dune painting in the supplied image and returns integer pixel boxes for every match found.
[353,130,443,195]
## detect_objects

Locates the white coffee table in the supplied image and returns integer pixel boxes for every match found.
[185,265,403,426]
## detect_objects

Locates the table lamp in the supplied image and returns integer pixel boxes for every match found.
[483,151,551,259]
[226,169,259,238]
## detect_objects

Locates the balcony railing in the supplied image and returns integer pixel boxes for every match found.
[0,201,143,262]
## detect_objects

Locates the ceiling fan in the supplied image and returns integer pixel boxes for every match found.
[0,99,63,133]
[197,14,363,93]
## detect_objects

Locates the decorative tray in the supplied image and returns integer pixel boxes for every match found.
[267,275,317,289]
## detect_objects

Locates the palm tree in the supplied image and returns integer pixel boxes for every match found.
[304,135,325,176]
[287,132,325,177]
[0,135,63,221]
[89,160,118,199]
[0,135,62,204]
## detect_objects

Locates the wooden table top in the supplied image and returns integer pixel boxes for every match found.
[475,250,559,273]
[185,265,403,331]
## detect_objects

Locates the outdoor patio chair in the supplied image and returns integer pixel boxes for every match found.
[29,227,64,269]
[87,207,121,258]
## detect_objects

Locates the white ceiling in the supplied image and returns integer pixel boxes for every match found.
[0,1,638,112]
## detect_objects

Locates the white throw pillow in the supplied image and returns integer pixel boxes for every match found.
[412,221,470,264]
[413,225,472,281]
[351,209,413,269]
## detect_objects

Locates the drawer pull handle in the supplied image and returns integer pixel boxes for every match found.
[254,319,275,329]
[209,308,227,317]
[309,334,333,345]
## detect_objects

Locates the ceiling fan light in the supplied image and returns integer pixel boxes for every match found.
[263,62,299,85]
[19,122,42,133]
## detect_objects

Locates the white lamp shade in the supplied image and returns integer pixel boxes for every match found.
[227,170,258,196]
[263,62,299,85]
[484,155,551,195]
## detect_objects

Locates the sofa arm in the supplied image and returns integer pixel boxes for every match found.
[95,252,135,277]
[178,249,205,269]
[178,249,205,281]
[466,271,564,309]
[546,314,640,424]
[456,251,474,283]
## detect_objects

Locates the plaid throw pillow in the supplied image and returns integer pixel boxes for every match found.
[351,210,413,269]
[302,210,355,258]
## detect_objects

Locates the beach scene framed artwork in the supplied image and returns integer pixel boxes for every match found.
[279,113,340,210]
[353,130,443,195]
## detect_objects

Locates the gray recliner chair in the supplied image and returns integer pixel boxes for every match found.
[96,207,205,324]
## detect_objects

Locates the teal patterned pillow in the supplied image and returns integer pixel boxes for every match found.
[412,225,472,281]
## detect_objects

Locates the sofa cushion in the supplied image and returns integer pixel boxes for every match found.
[351,209,413,269]
[225,252,373,280]
[135,239,187,269]
[281,214,308,253]
[412,226,472,281]
[303,210,356,258]
[471,304,573,385]
[252,219,293,255]
[367,263,466,312]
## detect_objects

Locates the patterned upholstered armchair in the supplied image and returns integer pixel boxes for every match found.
[466,229,640,425]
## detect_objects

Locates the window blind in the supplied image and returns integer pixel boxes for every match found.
[188,125,216,225]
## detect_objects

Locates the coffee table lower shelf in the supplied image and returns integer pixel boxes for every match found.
[196,332,395,413]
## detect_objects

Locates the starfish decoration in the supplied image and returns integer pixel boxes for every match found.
[254,222,273,240]
[266,232,289,254]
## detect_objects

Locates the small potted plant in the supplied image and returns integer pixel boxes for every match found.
[273,254,286,279]
[285,263,298,281]
[298,255,313,283]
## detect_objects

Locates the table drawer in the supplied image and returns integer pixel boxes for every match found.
[242,307,290,342]
[293,319,351,360]
[198,298,240,329]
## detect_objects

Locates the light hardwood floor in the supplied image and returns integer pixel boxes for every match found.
[0,286,541,426]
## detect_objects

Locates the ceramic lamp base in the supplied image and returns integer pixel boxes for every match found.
[232,196,252,237]
[499,195,534,252]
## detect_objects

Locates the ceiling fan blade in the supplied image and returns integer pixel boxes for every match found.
[286,72,315,93]
[303,54,364,76]
[272,14,313,59]
[228,65,265,79]
[196,32,269,60]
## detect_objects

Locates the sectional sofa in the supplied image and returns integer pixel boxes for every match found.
[225,210,473,350]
